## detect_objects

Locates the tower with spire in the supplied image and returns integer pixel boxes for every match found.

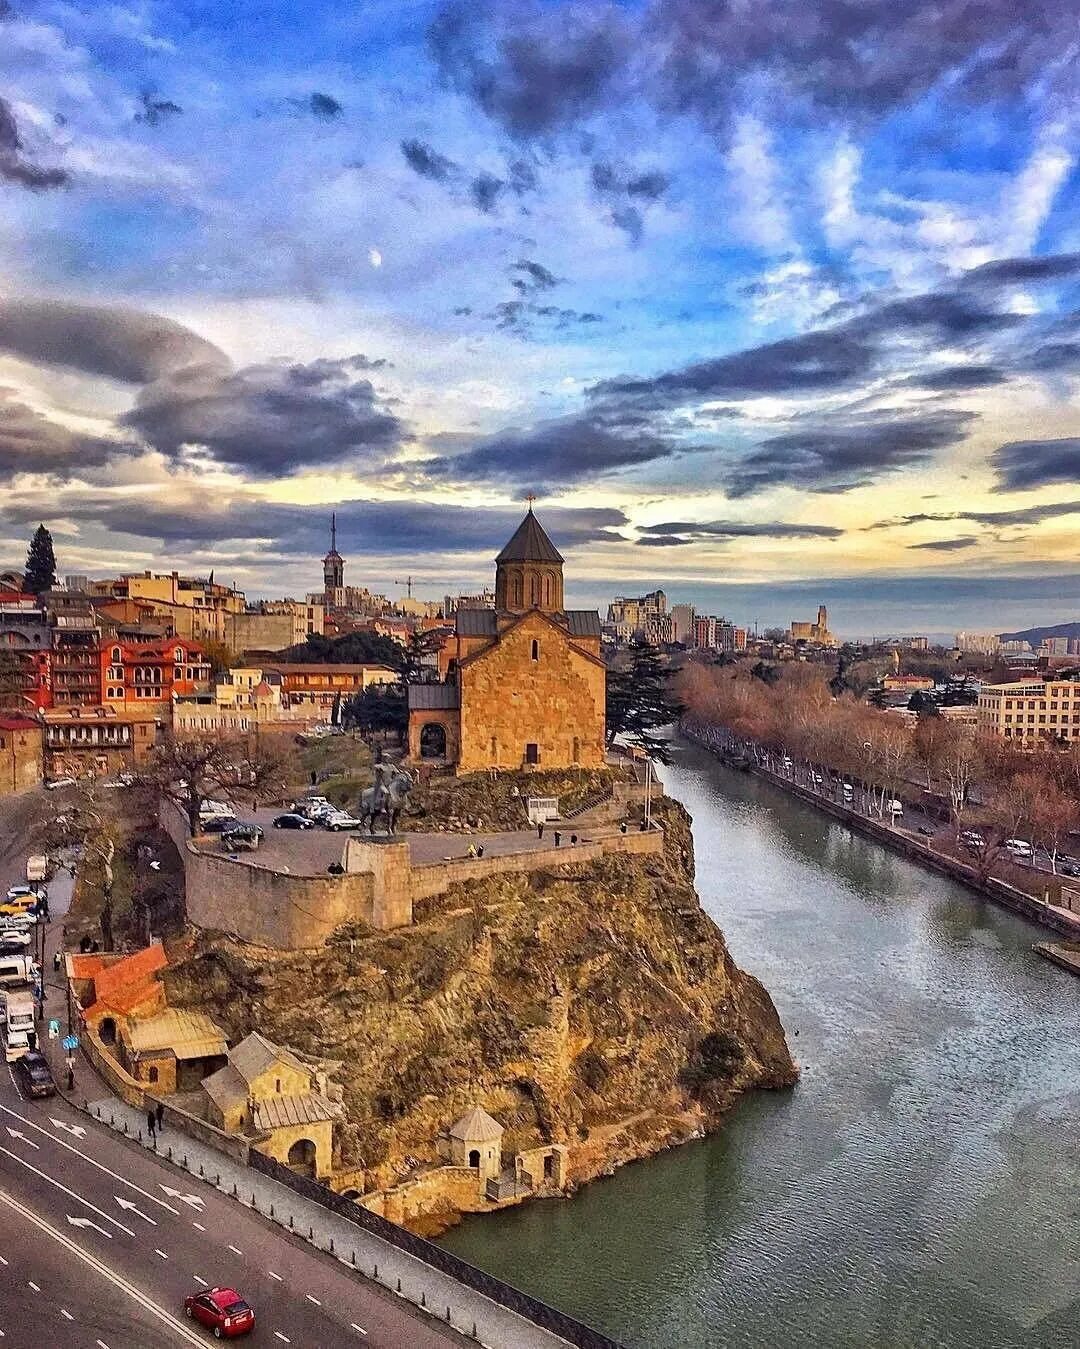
[494,497,565,614]
[322,513,344,605]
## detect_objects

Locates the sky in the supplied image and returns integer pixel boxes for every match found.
[0,0,1079,637]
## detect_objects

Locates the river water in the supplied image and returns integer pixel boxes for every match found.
[441,736,1080,1348]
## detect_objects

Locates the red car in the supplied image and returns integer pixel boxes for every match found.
[183,1287,255,1338]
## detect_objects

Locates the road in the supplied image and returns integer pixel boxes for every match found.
[0,800,462,1349]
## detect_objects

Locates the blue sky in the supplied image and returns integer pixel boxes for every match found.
[0,0,1078,635]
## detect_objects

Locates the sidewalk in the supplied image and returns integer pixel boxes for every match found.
[82,1094,572,1349]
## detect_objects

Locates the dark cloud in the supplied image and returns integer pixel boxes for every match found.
[0,299,228,384]
[490,300,601,335]
[401,138,459,182]
[511,259,559,292]
[1026,343,1080,373]
[470,171,505,212]
[722,409,976,498]
[122,355,404,477]
[309,92,343,120]
[422,411,679,489]
[991,438,1080,492]
[907,536,980,551]
[0,96,68,190]
[914,365,1009,391]
[960,253,1080,288]
[134,91,183,126]
[7,492,627,558]
[590,161,669,240]
[429,1,630,138]
[636,519,843,543]
[507,158,538,194]
[867,501,1080,531]
[0,388,131,481]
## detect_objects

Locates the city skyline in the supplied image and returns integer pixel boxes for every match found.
[0,2,1078,631]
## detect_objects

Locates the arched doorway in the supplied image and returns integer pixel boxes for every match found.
[287,1138,318,1177]
[468,1149,481,1169]
[419,722,447,759]
[99,1017,117,1046]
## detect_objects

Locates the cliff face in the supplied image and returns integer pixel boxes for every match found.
[164,797,796,1220]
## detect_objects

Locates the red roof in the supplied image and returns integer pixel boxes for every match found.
[89,942,167,1004]
[0,715,39,731]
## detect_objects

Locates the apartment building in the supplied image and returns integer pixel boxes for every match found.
[977,679,1080,745]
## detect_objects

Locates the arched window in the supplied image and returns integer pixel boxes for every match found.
[530,575,540,606]
[111,647,121,662]
[468,1149,481,1169]
[531,639,540,662]
[512,575,523,607]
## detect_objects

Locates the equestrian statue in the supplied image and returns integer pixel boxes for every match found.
[357,763,414,835]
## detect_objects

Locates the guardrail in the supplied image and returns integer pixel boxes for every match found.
[249,1150,624,1349]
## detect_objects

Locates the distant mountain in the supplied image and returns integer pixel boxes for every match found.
[998,620,1080,645]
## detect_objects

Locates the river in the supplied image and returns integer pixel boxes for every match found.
[440,736,1080,1348]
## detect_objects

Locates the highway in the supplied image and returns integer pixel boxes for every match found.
[0,810,461,1349]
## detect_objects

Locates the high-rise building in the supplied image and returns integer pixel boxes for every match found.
[670,604,695,645]
[955,631,1000,655]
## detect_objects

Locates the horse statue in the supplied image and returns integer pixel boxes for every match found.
[357,763,415,835]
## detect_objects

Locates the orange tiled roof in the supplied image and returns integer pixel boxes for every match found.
[91,941,167,1003]
[68,953,109,981]
[86,979,164,1023]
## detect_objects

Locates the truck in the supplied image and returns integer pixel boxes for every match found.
[25,855,49,884]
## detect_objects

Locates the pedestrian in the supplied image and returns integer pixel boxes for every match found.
[466,844,477,858]
[639,819,648,832]
[570,834,578,846]
[476,844,484,858]
[53,949,61,973]
[310,769,318,786]
[620,821,628,835]
[537,821,545,840]
[155,1101,164,1132]
[66,1066,75,1091]
[553,831,561,848]
[147,1108,156,1139]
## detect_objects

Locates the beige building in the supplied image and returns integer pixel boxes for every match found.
[977,679,1080,744]
[119,1009,228,1095]
[446,1107,504,1181]
[90,572,245,644]
[790,605,837,647]
[203,1031,337,1178]
[224,601,324,654]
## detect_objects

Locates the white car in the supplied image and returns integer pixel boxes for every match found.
[324,812,363,832]
[810,773,824,785]
[1006,838,1033,857]
[887,800,904,816]
[44,777,77,791]
[842,783,854,797]
[199,799,233,819]
[4,1029,29,1062]
[0,932,30,951]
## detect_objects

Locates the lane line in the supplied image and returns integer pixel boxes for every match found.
[192,1221,205,1232]
[0,1188,206,1346]
[0,1104,180,1215]
[6,1067,23,1102]
[155,1248,168,1260]
[268,1270,283,1281]
[351,1324,368,1336]
[60,1310,74,1321]
[193,1274,208,1287]
[0,1146,135,1237]
[228,1244,242,1256]
[27,1281,39,1292]
[306,1294,321,1306]
[274,1335,290,1345]
[96,1341,110,1349]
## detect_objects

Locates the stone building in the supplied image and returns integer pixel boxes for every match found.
[118,1009,228,1094]
[202,1031,338,1179]
[0,715,42,796]
[447,1106,504,1181]
[407,507,606,772]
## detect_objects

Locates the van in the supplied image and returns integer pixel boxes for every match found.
[5,990,35,1039]
[4,1028,29,1062]
[887,800,904,818]
[25,855,49,884]
[0,957,31,988]
[842,783,854,798]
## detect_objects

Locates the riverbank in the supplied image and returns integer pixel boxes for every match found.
[680,718,1080,944]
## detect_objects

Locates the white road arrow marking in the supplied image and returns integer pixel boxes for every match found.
[5,1128,38,1149]
[50,1118,86,1139]
[115,1196,156,1225]
[67,1215,112,1239]
[159,1184,204,1209]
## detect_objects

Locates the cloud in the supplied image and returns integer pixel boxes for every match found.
[636,519,844,545]
[470,171,505,212]
[907,536,980,551]
[590,160,670,241]
[0,299,229,385]
[960,252,1080,288]
[134,91,182,127]
[429,1,630,138]
[122,355,404,477]
[421,411,679,488]
[309,92,343,120]
[489,300,601,336]
[0,388,131,481]
[991,438,1080,492]
[868,501,1080,530]
[912,365,1010,391]
[401,138,459,182]
[510,259,558,292]
[0,96,68,190]
[722,409,976,498]
[7,491,628,557]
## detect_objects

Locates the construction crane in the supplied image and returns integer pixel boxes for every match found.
[392,575,434,599]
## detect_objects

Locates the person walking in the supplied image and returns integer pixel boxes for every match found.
[155,1101,164,1132]
[146,1108,156,1140]
[553,831,561,848]
[537,821,545,841]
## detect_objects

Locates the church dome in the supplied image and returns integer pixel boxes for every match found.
[495,507,564,564]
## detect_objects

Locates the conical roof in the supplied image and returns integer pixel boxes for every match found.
[449,1106,504,1142]
[495,508,563,564]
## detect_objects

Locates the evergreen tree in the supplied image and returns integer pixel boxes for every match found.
[23,524,57,595]
[606,642,684,764]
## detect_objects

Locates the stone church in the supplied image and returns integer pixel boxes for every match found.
[407,507,606,773]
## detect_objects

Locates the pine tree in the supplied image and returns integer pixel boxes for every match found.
[605,642,684,764]
[23,524,57,595]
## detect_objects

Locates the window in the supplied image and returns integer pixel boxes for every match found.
[111,647,121,662]
[531,639,540,661]
[275,1077,282,1094]
[526,742,539,765]
[147,1066,159,1084]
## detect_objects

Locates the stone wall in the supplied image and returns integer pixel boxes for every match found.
[458,611,606,773]
[0,724,42,797]
[360,1165,488,1226]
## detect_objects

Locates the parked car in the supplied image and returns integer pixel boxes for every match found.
[220,824,264,851]
[887,800,904,818]
[809,772,824,785]
[1058,858,1080,878]
[6,884,45,903]
[0,897,38,921]
[841,783,854,797]
[183,1287,255,1338]
[0,932,31,951]
[14,1050,55,1098]
[1005,838,1033,858]
[4,1028,29,1062]
[324,812,363,832]
[272,814,314,830]
[43,776,77,790]
[960,830,985,851]
[199,799,233,820]
[199,815,241,835]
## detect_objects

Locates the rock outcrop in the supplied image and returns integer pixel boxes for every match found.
[163,797,796,1230]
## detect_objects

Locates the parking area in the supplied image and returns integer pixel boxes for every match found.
[192,805,584,876]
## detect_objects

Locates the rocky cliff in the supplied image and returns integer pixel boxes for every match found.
[163,797,796,1229]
